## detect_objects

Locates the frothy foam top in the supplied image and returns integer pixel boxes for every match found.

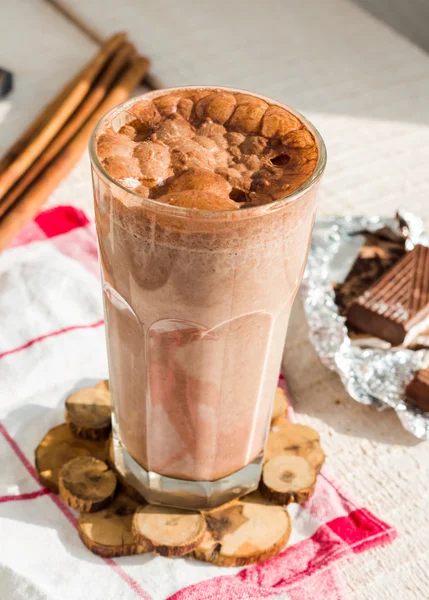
[96,89,318,210]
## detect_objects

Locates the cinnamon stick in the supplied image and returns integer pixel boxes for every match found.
[0,42,136,219]
[0,32,126,192]
[0,56,149,251]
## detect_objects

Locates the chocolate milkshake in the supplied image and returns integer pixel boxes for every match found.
[90,87,326,509]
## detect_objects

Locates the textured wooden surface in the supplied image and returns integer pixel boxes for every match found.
[2,0,429,597]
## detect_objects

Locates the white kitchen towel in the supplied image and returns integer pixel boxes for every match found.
[0,206,395,600]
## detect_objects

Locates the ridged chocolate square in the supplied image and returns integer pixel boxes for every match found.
[346,244,429,345]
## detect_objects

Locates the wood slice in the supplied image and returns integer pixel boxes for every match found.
[264,422,325,472]
[193,493,291,566]
[58,456,117,512]
[78,491,149,558]
[65,387,112,440]
[271,386,288,424]
[106,435,115,468]
[94,379,110,392]
[35,423,108,493]
[260,455,317,505]
[132,505,206,557]
[106,436,147,505]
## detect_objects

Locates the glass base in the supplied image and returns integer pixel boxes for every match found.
[111,418,263,510]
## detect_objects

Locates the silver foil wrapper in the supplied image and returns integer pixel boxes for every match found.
[301,212,429,439]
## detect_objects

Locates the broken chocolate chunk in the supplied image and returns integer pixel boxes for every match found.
[346,244,429,346]
[334,230,406,315]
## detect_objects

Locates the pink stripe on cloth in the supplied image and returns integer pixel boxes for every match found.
[34,206,90,237]
[8,220,49,247]
[0,319,104,360]
[286,564,346,600]
[104,559,153,600]
[0,489,51,504]
[304,470,356,525]
[0,423,39,482]
[8,205,99,277]
[328,508,397,553]
[9,206,90,248]
[309,469,397,548]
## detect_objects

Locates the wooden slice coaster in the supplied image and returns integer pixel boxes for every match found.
[78,491,149,558]
[65,387,112,440]
[94,379,110,391]
[35,424,108,493]
[132,505,206,557]
[35,377,326,567]
[59,456,117,512]
[193,493,291,567]
[260,455,317,505]
[264,422,325,472]
[271,386,288,424]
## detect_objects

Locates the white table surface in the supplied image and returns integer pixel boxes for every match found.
[1,0,429,597]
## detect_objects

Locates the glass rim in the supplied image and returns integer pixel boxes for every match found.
[89,85,327,220]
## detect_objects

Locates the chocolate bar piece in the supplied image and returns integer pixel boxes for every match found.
[0,68,13,98]
[346,244,429,345]
[406,367,429,411]
[334,230,405,316]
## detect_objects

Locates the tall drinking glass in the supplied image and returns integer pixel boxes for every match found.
[89,87,326,509]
